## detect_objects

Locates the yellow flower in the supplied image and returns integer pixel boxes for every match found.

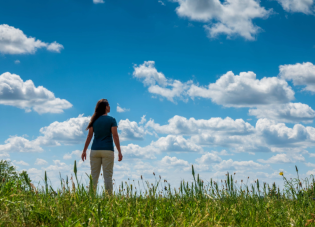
[279,171,284,176]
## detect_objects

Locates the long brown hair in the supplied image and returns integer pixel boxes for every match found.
[86,99,109,130]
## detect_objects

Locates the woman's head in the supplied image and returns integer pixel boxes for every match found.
[95,99,110,114]
[86,99,110,130]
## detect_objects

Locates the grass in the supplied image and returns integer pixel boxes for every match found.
[1,160,315,226]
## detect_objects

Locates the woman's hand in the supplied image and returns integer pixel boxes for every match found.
[81,151,87,162]
[118,152,123,162]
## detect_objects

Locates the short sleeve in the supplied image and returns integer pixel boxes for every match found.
[112,117,118,127]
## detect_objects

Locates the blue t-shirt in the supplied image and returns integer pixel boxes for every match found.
[91,115,118,151]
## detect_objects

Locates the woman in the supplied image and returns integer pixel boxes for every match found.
[81,99,123,195]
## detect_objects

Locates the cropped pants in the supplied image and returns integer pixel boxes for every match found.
[90,150,114,194]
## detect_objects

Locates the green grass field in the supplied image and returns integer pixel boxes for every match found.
[1,160,315,226]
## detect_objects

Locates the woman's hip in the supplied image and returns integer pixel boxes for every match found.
[90,150,114,158]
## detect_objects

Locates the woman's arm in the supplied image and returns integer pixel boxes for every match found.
[112,126,123,162]
[81,127,93,161]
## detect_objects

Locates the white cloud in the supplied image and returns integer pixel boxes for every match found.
[0,136,43,153]
[93,0,104,3]
[117,103,130,113]
[14,60,20,64]
[12,160,29,166]
[134,62,295,107]
[158,0,165,6]
[306,162,315,168]
[119,135,202,159]
[146,115,254,135]
[258,153,305,164]
[279,62,315,93]
[214,159,267,170]
[119,144,158,159]
[46,41,64,53]
[0,24,63,54]
[35,158,48,165]
[249,103,315,123]
[194,152,222,170]
[256,118,315,148]
[196,152,222,164]
[63,150,81,160]
[0,153,10,158]
[0,115,90,153]
[139,115,147,125]
[151,135,203,153]
[0,72,72,114]
[160,156,189,168]
[118,119,146,141]
[45,160,71,173]
[133,61,192,102]
[307,169,315,175]
[173,0,272,40]
[36,114,90,146]
[277,0,314,14]
[188,71,294,107]
[213,150,232,156]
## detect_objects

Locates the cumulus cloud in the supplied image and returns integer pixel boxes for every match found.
[133,61,295,107]
[35,158,48,165]
[279,62,315,93]
[118,144,158,159]
[249,103,315,123]
[118,135,202,159]
[117,103,130,113]
[0,24,63,54]
[255,118,315,148]
[36,115,90,146]
[0,153,10,158]
[196,152,222,164]
[214,159,267,170]
[14,60,20,64]
[45,160,71,172]
[0,72,72,114]
[258,153,305,164]
[146,115,254,135]
[46,41,64,53]
[139,115,147,125]
[93,0,104,3]
[173,0,272,40]
[277,0,314,14]
[12,160,29,166]
[133,61,192,102]
[189,117,315,153]
[0,115,90,153]
[63,150,81,160]
[158,0,165,6]
[188,71,294,107]
[160,156,189,168]
[0,136,43,153]
[118,119,146,141]
[151,135,203,153]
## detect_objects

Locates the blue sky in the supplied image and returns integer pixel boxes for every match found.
[1,0,315,189]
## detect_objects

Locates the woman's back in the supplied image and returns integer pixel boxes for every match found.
[91,115,117,151]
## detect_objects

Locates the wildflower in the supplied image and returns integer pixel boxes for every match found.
[279,171,284,176]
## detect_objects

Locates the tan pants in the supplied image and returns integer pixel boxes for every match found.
[90,150,114,194]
